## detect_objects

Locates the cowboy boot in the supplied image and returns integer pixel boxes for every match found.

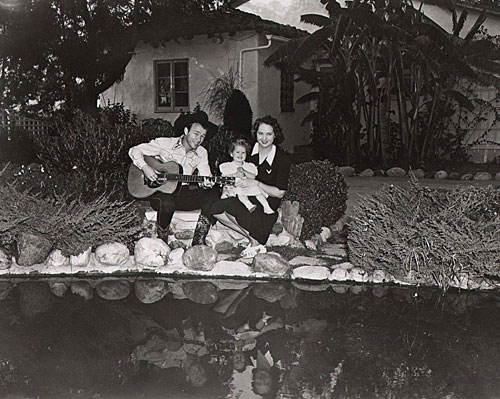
[156,225,169,245]
[192,214,211,246]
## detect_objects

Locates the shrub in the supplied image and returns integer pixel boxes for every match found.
[284,160,348,240]
[348,178,500,289]
[32,111,166,201]
[0,127,39,165]
[0,184,142,256]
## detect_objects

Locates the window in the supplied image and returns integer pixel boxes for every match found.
[155,60,189,112]
[280,67,295,112]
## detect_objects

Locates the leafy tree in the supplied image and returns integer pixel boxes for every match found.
[0,0,227,117]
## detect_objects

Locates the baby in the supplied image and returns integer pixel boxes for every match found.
[219,139,274,214]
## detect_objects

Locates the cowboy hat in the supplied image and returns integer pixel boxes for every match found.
[173,110,218,142]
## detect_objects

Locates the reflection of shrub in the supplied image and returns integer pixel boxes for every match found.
[284,160,348,240]
[33,111,164,201]
[0,127,39,165]
[348,178,500,289]
[0,184,142,256]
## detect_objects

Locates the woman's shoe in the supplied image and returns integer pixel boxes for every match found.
[241,244,267,259]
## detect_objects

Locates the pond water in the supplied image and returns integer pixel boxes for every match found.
[1,279,499,399]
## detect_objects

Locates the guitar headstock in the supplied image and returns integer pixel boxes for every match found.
[220,176,236,186]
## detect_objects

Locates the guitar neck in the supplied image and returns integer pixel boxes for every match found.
[164,174,217,183]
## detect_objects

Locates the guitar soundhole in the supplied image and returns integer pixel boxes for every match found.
[145,178,161,188]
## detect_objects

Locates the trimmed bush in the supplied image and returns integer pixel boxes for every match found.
[0,184,142,256]
[284,160,348,240]
[348,178,500,289]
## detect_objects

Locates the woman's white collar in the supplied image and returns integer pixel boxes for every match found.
[251,143,276,165]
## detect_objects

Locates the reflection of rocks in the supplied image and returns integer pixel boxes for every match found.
[45,249,69,267]
[96,280,130,300]
[0,281,13,300]
[95,242,130,266]
[16,232,52,266]
[251,253,289,277]
[0,248,11,270]
[135,280,169,304]
[71,281,93,300]
[18,282,54,317]
[49,282,68,297]
[70,247,92,268]
[292,282,330,292]
[134,238,170,267]
[182,245,217,271]
[252,282,287,302]
[182,281,218,304]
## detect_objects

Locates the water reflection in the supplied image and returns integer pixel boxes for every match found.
[0,278,499,398]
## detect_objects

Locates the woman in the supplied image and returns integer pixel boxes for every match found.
[210,115,291,258]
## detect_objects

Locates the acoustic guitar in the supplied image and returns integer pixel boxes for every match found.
[128,156,235,198]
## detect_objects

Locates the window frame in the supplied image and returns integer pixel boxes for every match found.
[154,59,190,113]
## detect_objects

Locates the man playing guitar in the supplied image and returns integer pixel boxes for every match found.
[128,110,221,245]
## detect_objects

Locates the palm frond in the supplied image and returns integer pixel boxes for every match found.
[263,37,306,67]
[467,56,500,76]
[301,14,332,27]
[296,91,320,104]
[288,24,339,69]
[453,8,467,36]
[446,89,475,111]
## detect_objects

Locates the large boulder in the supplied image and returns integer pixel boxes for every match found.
[134,237,170,267]
[252,283,287,303]
[182,281,218,304]
[18,282,54,318]
[251,253,289,277]
[135,280,169,304]
[182,245,217,271]
[96,280,130,300]
[16,232,52,266]
[95,242,130,266]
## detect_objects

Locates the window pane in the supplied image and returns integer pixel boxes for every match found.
[158,77,171,107]
[157,62,171,78]
[175,92,189,107]
[174,61,188,77]
[174,77,188,92]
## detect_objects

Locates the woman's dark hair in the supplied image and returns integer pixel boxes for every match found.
[229,138,251,155]
[251,366,281,398]
[252,115,284,146]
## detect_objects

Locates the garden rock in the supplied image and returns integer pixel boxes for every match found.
[169,240,187,250]
[182,281,218,304]
[359,168,374,177]
[280,200,304,239]
[49,282,68,297]
[338,166,356,177]
[350,267,369,282]
[251,253,289,277]
[45,250,69,267]
[329,267,349,281]
[71,281,93,300]
[473,172,492,181]
[18,282,53,318]
[211,260,251,276]
[496,172,500,181]
[371,269,388,283]
[271,222,284,235]
[334,261,353,270]
[16,232,52,267]
[289,256,328,267]
[134,237,170,267]
[252,283,287,302]
[96,280,130,300]
[409,169,425,178]
[135,280,169,304]
[292,266,330,281]
[168,248,184,264]
[321,243,348,258]
[0,281,13,300]
[461,173,473,180]
[174,230,194,240]
[386,167,406,177]
[0,248,11,270]
[303,240,317,251]
[182,245,217,271]
[70,247,92,268]
[434,170,448,179]
[95,242,130,266]
[320,227,332,242]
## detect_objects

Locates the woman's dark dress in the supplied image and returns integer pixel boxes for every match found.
[210,147,291,245]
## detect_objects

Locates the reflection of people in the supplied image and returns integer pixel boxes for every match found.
[210,116,292,258]
[220,139,274,214]
[128,110,220,245]
[251,350,280,397]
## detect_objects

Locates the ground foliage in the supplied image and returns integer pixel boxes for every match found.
[348,177,500,289]
[0,184,142,256]
[284,160,348,240]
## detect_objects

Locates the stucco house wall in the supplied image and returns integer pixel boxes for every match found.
[101,30,312,153]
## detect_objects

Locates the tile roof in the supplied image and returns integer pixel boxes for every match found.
[141,8,308,44]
